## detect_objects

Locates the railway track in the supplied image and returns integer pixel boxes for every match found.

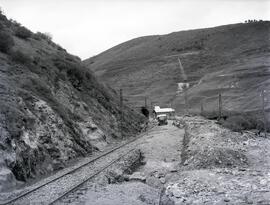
[0,128,151,205]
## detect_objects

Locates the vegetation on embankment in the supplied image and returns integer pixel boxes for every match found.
[201,109,267,133]
[0,10,145,191]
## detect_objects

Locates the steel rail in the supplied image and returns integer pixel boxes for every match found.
[48,148,135,205]
[1,127,151,205]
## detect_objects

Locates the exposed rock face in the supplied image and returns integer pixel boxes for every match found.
[0,13,145,191]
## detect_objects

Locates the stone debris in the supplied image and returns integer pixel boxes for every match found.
[160,177,166,184]
[103,149,143,184]
[166,183,182,198]
[146,176,163,189]
[129,172,146,182]
[163,116,270,204]
[179,116,249,170]
[30,116,270,204]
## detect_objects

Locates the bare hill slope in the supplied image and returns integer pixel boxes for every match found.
[0,12,144,191]
[84,22,270,114]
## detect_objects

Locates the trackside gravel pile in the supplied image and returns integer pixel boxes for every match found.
[162,116,270,204]
[181,117,248,169]
[103,149,143,184]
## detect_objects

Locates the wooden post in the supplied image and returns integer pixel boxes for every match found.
[184,89,188,114]
[262,90,267,137]
[150,101,154,118]
[144,97,147,108]
[119,89,123,139]
[201,100,204,116]
[218,93,222,120]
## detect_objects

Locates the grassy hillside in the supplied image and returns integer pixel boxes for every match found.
[0,12,145,191]
[84,22,270,116]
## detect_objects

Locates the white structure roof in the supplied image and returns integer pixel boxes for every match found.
[154,106,175,113]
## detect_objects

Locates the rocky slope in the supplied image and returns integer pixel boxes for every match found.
[162,116,270,204]
[84,21,270,115]
[0,12,145,191]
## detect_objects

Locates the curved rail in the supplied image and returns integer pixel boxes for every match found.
[48,148,135,205]
[1,127,151,205]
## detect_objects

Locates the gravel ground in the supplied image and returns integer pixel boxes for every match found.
[60,121,184,205]
[164,116,270,204]
[5,117,270,205]
[69,117,270,205]
[0,141,122,202]
[0,132,149,205]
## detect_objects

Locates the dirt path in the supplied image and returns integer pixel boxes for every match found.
[61,121,184,205]
[137,121,184,176]
[50,116,270,205]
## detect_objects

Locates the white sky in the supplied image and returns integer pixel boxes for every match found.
[1,0,269,59]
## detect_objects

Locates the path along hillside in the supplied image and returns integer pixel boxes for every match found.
[84,21,270,116]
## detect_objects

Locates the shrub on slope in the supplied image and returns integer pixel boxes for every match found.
[0,12,145,191]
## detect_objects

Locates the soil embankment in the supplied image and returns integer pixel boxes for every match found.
[180,117,248,169]
[164,116,270,204]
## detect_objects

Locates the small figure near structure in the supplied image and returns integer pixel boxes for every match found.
[157,114,168,126]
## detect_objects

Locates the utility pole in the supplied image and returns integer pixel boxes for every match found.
[119,89,123,139]
[184,87,188,114]
[218,93,222,120]
[200,99,204,116]
[261,90,267,137]
[144,97,147,108]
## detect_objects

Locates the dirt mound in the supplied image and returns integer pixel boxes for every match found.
[178,116,249,169]
[164,116,270,204]
[184,147,248,169]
